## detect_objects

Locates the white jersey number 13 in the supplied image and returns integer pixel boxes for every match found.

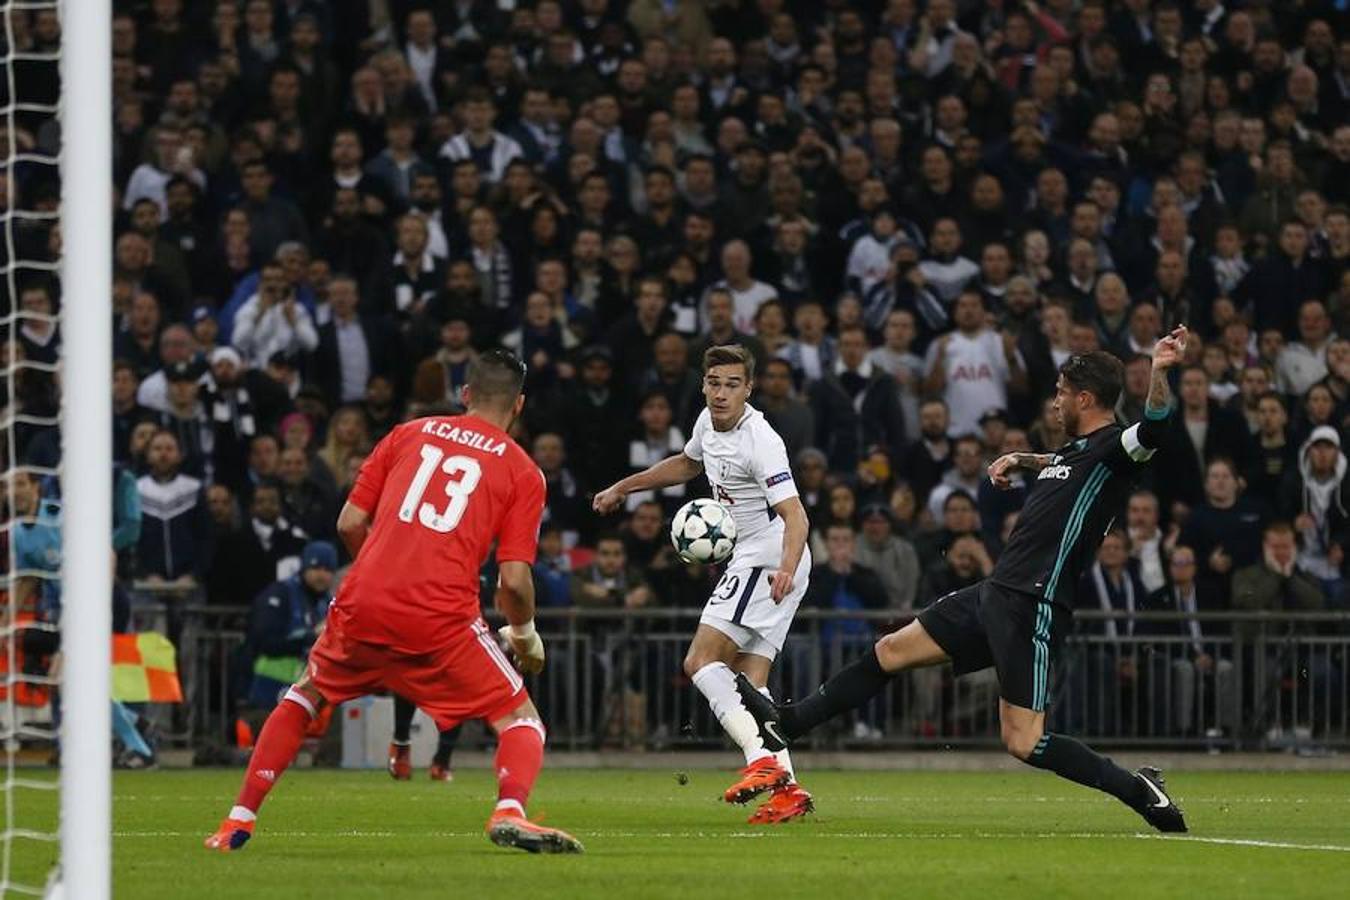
[398,444,482,533]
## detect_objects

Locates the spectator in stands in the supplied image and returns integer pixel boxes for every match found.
[1231,521,1326,636]
[775,300,835,388]
[923,290,1026,438]
[135,429,209,584]
[560,346,631,493]
[242,541,336,712]
[1284,425,1350,593]
[316,406,369,491]
[1241,218,1328,338]
[237,160,309,260]
[639,333,702,437]
[532,524,573,609]
[867,309,924,440]
[919,532,991,607]
[1179,458,1268,600]
[156,359,212,481]
[114,289,166,379]
[570,533,653,611]
[1067,528,1148,734]
[624,392,686,514]
[809,325,906,472]
[277,446,336,542]
[915,489,983,573]
[136,323,197,414]
[245,480,309,583]
[926,435,985,523]
[755,357,814,463]
[806,522,888,655]
[533,432,588,548]
[1127,490,1169,597]
[1231,520,1341,735]
[438,88,523,184]
[112,359,146,463]
[1276,300,1334,399]
[1247,392,1295,508]
[1144,544,1234,737]
[1160,364,1252,514]
[311,275,396,406]
[854,504,920,612]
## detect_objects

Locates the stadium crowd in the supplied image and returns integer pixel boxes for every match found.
[4,0,1350,744]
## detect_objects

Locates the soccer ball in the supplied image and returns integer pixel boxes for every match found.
[670,498,737,564]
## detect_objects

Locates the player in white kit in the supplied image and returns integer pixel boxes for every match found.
[593,344,814,823]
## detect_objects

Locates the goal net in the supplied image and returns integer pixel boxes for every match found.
[2,0,111,897]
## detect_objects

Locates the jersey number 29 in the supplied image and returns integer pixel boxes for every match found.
[398,444,482,533]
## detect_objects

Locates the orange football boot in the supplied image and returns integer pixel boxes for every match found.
[747,783,815,824]
[428,762,454,782]
[722,756,791,804]
[203,817,255,852]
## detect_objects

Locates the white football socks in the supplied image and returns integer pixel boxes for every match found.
[758,686,796,783]
[691,661,772,765]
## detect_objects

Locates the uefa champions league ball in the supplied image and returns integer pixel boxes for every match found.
[670,498,737,564]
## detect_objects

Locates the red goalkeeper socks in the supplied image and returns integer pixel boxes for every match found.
[493,718,546,815]
[233,692,314,815]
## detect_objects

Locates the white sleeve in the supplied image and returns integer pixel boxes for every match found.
[231,297,262,355]
[683,409,710,461]
[751,423,798,507]
[1119,423,1157,462]
[293,307,319,352]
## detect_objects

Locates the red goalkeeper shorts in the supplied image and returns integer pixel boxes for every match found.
[305,616,528,730]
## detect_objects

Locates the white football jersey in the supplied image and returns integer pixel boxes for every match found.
[683,404,798,567]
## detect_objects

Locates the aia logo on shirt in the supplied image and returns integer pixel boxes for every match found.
[951,363,995,382]
[715,483,735,505]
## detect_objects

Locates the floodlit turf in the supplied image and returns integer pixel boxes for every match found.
[12,767,1350,898]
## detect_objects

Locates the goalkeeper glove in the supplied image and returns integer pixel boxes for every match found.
[498,620,545,675]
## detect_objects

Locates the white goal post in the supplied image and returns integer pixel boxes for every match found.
[57,0,111,897]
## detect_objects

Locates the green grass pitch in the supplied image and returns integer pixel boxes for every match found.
[11,768,1350,898]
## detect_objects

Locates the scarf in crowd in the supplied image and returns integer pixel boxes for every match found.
[1092,562,1136,640]
[474,241,514,309]
[201,374,257,440]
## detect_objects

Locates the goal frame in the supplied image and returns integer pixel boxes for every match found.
[57,0,112,896]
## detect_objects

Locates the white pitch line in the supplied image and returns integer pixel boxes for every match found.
[1137,834,1350,853]
[117,829,1350,852]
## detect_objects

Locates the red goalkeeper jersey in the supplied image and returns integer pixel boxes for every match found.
[328,414,545,653]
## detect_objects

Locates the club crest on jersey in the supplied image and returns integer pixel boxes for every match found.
[1038,459,1073,481]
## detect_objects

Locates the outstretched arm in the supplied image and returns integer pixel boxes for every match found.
[592,453,704,514]
[1138,326,1186,440]
[1119,326,1187,465]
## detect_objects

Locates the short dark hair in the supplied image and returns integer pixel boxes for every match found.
[1264,520,1297,541]
[703,344,755,380]
[595,531,624,549]
[1059,351,1124,410]
[467,349,527,408]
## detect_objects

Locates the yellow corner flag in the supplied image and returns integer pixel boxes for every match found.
[111,633,184,703]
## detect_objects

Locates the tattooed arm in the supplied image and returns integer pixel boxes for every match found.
[987,452,1056,490]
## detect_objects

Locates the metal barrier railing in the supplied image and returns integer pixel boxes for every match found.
[119,594,1350,756]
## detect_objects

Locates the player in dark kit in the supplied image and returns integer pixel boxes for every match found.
[737,327,1191,833]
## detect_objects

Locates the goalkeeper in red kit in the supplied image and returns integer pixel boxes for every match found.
[205,350,582,854]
